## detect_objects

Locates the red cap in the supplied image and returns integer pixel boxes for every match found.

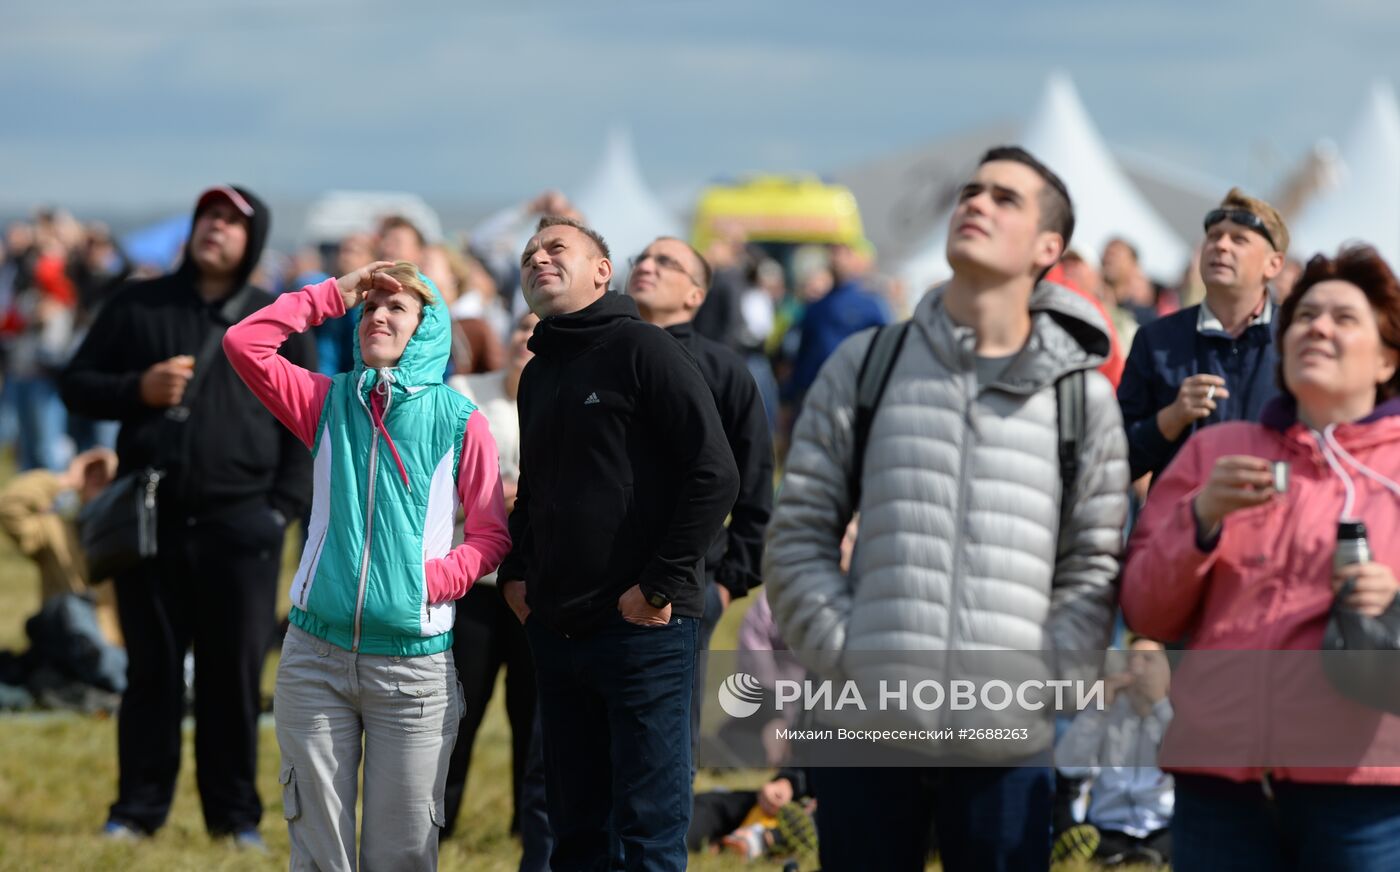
[195,185,255,219]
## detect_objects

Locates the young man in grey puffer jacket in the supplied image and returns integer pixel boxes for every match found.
[766,146,1128,872]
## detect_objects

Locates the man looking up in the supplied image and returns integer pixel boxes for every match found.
[498,217,739,871]
[1118,189,1288,483]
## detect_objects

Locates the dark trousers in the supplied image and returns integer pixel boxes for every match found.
[517,712,553,872]
[813,765,1053,872]
[1173,773,1400,871]
[689,581,725,781]
[527,612,699,872]
[1096,827,1171,865]
[109,505,284,835]
[442,582,536,837]
[686,790,756,852]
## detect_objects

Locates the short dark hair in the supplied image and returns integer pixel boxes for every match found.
[535,216,611,262]
[978,146,1075,249]
[654,236,712,289]
[1276,245,1400,404]
[379,215,426,247]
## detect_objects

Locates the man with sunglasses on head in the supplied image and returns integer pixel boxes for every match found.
[626,237,774,769]
[1118,189,1289,485]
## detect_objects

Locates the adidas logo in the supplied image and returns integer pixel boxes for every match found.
[583,392,601,406]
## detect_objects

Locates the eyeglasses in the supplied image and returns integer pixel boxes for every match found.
[629,252,703,287]
[1204,208,1277,250]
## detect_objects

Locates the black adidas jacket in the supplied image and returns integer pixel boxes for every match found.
[498,292,739,636]
[664,321,773,600]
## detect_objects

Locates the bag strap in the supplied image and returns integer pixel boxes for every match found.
[156,285,258,465]
[1055,368,1087,549]
[849,321,911,509]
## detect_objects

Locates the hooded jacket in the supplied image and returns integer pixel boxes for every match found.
[60,186,314,521]
[223,278,511,656]
[496,292,740,637]
[767,281,1128,675]
[1123,396,1400,786]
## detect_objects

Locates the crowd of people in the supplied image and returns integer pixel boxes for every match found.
[3,138,1400,872]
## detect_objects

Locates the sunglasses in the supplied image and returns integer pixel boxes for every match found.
[629,252,703,288]
[1204,208,1277,250]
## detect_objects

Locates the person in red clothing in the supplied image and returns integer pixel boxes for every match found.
[1123,245,1400,871]
[1045,259,1124,388]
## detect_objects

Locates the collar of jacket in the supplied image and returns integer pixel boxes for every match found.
[915,280,1111,395]
[1261,393,1400,436]
[528,290,640,357]
[350,272,451,402]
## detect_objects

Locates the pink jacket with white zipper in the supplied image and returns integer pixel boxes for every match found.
[1123,395,1400,786]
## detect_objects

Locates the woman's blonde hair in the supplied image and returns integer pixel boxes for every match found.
[381,261,438,309]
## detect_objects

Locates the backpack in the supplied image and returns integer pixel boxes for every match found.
[850,321,1087,539]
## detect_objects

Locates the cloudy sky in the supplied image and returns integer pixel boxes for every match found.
[4,0,1399,216]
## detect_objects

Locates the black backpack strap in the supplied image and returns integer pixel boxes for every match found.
[850,321,911,508]
[1056,368,1087,548]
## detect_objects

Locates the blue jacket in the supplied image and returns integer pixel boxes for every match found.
[786,280,890,401]
[1117,301,1280,482]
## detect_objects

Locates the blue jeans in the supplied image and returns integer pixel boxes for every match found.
[526,612,699,872]
[10,375,67,471]
[1174,773,1400,871]
[813,765,1053,872]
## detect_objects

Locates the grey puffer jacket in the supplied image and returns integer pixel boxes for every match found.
[767,282,1128,685]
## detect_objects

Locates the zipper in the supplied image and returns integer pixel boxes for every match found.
[352,427,380,652]
[352,374,390,653]
[295,524,331,607]
[942,364,977,683]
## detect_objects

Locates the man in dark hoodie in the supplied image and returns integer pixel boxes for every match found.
[498,216,739,871]
[625,235,774,765]
[60,185,314,848]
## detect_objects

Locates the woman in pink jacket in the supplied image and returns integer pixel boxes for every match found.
[1124,245,1400,871]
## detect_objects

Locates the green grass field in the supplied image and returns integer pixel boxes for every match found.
[0,503,1121,871]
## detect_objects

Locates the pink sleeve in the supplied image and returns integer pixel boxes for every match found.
[1121,436,1222,641]
[425,410,512,604]
[222,278,343,448]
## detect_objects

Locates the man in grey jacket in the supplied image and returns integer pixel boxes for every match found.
[765,146,1128,872]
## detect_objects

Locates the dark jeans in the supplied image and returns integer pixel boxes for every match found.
[518,712,553,872]
[442,582,536,838]
[813,765,1053,872]
[526,612,699,872]
[1173,773,1400,871]
[109,504,284,835]
[690,581,725,782]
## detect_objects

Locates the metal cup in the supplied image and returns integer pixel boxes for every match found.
[1271,461,1290,494]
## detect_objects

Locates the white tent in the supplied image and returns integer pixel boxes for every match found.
[1290,81,1400,267]
[898,73,1189,292]
[570,127,683,280]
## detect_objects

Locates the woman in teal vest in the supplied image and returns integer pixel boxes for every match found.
[225,259,511,870]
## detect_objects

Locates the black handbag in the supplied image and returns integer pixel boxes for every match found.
[76,286,254,580]
[1321,583,1400,715]
[78,466,163,581]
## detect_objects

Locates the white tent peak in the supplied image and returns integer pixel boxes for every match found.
[571,126,682,272]
[899,72,1188,292]
[1291,80,1400,266]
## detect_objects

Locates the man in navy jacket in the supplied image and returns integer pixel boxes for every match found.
[1118,189,1289,483]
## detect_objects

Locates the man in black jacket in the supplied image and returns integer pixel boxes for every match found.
[499,216,739,871]
[626,236,774,760]
[60,185,314,847]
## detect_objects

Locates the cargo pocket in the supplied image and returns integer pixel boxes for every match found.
[280,764,301,822]
[396,682,446,733]
[430,796,446,831]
